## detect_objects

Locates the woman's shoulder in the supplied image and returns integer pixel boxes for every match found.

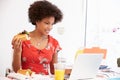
[48,35,59,45]
[48,35,61,51]
[48,35,58,42]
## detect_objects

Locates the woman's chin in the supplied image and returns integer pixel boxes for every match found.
[44,32,49,35]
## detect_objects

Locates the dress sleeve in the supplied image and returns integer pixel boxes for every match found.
[56,42,62,53]
[49,36,62,54]
[54,40,62,54]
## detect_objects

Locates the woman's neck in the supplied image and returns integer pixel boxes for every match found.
[29,30,48,39]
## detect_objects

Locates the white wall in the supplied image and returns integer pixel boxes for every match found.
[0,0,85,76]
[86,0,120,69]
[0,0,34,76]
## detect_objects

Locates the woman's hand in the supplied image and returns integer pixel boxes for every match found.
[11,35,22,54]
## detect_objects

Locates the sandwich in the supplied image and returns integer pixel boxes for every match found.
[17,69,33,76]
[16,30,30,41]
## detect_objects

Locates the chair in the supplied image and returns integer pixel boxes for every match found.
[117,57,120,67]
[5,68,13,77]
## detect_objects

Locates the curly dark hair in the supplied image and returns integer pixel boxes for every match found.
[28,0,63,25]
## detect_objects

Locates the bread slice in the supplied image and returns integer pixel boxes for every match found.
[17,69,33,76]
[16,34,29,41]
[16,30,30,41]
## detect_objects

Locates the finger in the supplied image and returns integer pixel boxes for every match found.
[13,38,22,49]
[17,39,22,48]
[11,35,18,45]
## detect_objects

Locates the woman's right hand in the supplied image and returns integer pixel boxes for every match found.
[11,35,22,54]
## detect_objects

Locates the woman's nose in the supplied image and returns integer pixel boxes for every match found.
[48,25,53,30]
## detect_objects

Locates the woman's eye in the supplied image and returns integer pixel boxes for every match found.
[44,22,54,25]
[44,22,49,24]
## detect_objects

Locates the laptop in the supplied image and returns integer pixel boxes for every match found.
[69,53,103,80]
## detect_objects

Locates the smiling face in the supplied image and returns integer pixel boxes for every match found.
[35,16,55,36]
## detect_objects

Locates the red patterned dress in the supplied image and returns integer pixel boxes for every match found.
[21,35,61,75]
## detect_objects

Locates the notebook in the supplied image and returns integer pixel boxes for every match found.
[69,53,103,80]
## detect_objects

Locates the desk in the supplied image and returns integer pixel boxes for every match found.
[0,76,10,80]
[65,67,120,80]
[5,67,120,80]
[5,72,120,80]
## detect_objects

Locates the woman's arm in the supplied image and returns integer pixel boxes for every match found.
[12,51,21,72]
[12,36,22,72]
[50,52,58,74]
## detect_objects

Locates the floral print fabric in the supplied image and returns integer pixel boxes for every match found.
[21,35,61,75]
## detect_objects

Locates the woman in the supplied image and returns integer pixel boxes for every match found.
[12,0,63,75]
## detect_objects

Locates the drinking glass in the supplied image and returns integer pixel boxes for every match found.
[54,63,65,80]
